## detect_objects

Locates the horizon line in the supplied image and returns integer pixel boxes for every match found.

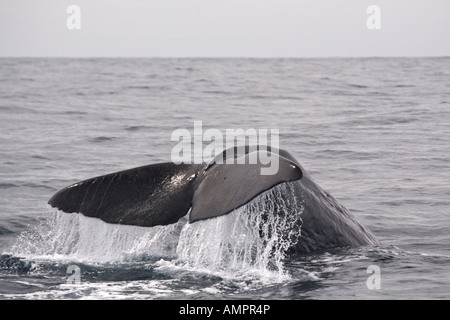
[0,55,449,59]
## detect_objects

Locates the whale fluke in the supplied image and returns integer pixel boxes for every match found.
[48,147,379,253]
[48,149,302,227]
[48,163,199,227]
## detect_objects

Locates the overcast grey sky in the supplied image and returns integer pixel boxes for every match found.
[1,0,449,57]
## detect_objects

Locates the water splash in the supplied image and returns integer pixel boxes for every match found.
[176,182,304,279]
[11,182,304,281]
[11,210,185,263]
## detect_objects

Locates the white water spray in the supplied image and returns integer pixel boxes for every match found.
[11,211,185,263]
[176,183,303,278]
[12,182,303,279]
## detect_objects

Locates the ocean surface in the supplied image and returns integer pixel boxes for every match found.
[0,57,449,300]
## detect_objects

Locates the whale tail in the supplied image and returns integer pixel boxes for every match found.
[48,163,199,227]
[48,151,303,227]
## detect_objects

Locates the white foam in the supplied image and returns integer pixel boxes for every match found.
[176,183,303,281]
[2,279,179,300]
[11,183,304,282]
[11,209,185,264]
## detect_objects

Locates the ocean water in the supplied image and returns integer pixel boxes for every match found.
[0,57,449,300]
